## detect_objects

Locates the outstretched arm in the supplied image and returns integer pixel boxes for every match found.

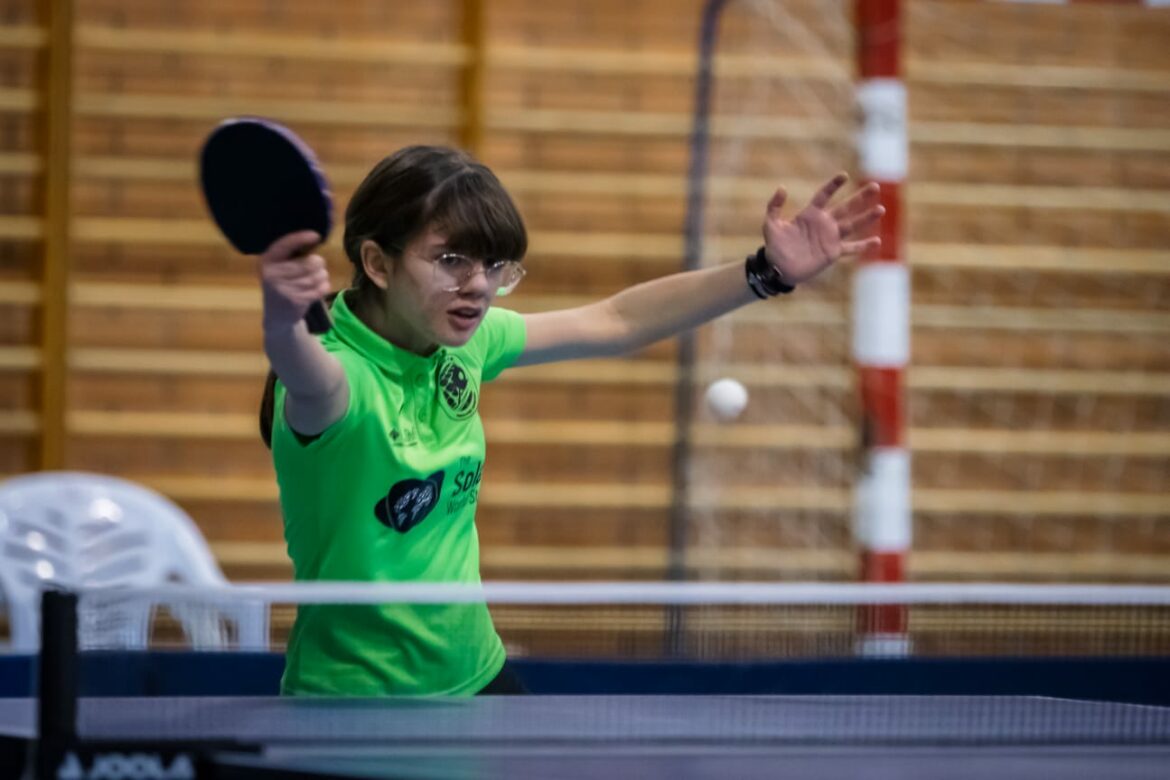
[515,174,882,367]
[259,231,349,436]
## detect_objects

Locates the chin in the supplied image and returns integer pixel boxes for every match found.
[435,314,484,346]
[436,327,477,348]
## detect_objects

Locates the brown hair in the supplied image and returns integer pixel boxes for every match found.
[259,145,528,448]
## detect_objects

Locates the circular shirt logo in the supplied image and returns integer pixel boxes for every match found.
[436,354,478,420]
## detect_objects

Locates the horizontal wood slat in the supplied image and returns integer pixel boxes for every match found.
[911,122,1170,152]
[0,151,40,174]
[914,183,1170,213]
[0,216,43,240]
[911,245,1170,275]
[57,26,1170,95]
[69,348,266,375]
[0,410,38,435]
[0,25,46,49]
[907,59,1170,93]
[912,306,1170,335]
[908,367,1170,396]
[75,93,461,127]
[0,347,40,371]
[0,87,39,111]
[913,490,1167,518]
[65,412,1170,459]
[71,282,258,311]
[72,98,1152,153]
[76,26,468,65]
[0,280,40,304]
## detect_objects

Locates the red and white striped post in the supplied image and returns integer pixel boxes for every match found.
[853,0,911,655]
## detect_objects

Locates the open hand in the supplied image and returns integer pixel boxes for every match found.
[761,174,884,285]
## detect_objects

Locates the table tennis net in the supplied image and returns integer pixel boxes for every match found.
[57,582,1170,659]
[52,694,1170,748]
[18,583,1170,749]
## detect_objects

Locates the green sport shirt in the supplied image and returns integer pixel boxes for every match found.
[272,291,526,696]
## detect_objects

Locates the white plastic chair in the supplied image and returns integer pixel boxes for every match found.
[0,471,268,652]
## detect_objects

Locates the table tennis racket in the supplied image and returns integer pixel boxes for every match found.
[200,117,334,333]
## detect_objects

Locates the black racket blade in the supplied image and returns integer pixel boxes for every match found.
[200,118,333,333]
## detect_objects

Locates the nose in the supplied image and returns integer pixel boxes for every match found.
[456,263,494,295]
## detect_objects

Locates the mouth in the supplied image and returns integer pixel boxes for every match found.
[447,306,483,331]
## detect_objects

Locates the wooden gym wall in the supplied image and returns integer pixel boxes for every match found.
[0,0,1166,583]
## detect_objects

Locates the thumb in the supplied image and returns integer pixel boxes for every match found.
[765,187,788,219]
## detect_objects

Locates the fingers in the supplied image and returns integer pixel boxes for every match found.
[264,265,331,307]
[838,204,885,239]
[841,236,881,256]
[264,230,322,260]
[830,181,880,221]
[810,172,848,210]
[765,186,788,219]
[284,267,330,294]
[263,251,326,278]
[258,251,329,295]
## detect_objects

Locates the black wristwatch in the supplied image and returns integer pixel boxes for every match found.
[745,246,795,299]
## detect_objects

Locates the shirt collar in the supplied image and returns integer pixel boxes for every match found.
[329,291,443,374]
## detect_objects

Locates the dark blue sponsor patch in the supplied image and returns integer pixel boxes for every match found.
[373,470,445,533]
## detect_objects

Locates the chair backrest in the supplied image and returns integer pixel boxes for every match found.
[0,471,266,651]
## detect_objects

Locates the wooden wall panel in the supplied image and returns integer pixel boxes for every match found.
[0,4,44,478]
[913,332,1169,372]
[913,83,1170,128]
[913,147,1170,190]
[914,269,1170,310]
[919,3,1170,69]
[76,1,459,33]
[910,204,1168,248]
[71,245,294,284]
[482,382,675,422]
[73,117,459,164]
[0,242,38,276]
[69,308,261,350]
[910,392,1169,433]
[898,0,1170,585]
[0,0,1165,597]
[76,53,459,105]
[70,374,262,413]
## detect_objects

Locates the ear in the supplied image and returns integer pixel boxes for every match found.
[360,240,392,290]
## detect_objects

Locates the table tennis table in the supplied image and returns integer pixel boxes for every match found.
[2,694,1169,779]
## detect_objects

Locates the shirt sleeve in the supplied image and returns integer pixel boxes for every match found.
[478,307,527,382]
[272,348,368,451]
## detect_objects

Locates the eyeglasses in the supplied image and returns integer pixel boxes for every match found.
[429,252,526,296]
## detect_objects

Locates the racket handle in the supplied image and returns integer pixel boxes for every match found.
[304,299,333,333]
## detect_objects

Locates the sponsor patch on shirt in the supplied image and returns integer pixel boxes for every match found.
[436,353,478,420]
[374,470,445,533]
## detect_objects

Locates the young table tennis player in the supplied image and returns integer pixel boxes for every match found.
[257,145,882,696]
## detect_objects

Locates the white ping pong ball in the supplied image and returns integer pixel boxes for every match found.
[705,378,748,422]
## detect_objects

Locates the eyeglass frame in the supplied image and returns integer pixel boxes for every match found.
[430,251,526,295]
[380,240,527,296]
[390,244,525,296]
